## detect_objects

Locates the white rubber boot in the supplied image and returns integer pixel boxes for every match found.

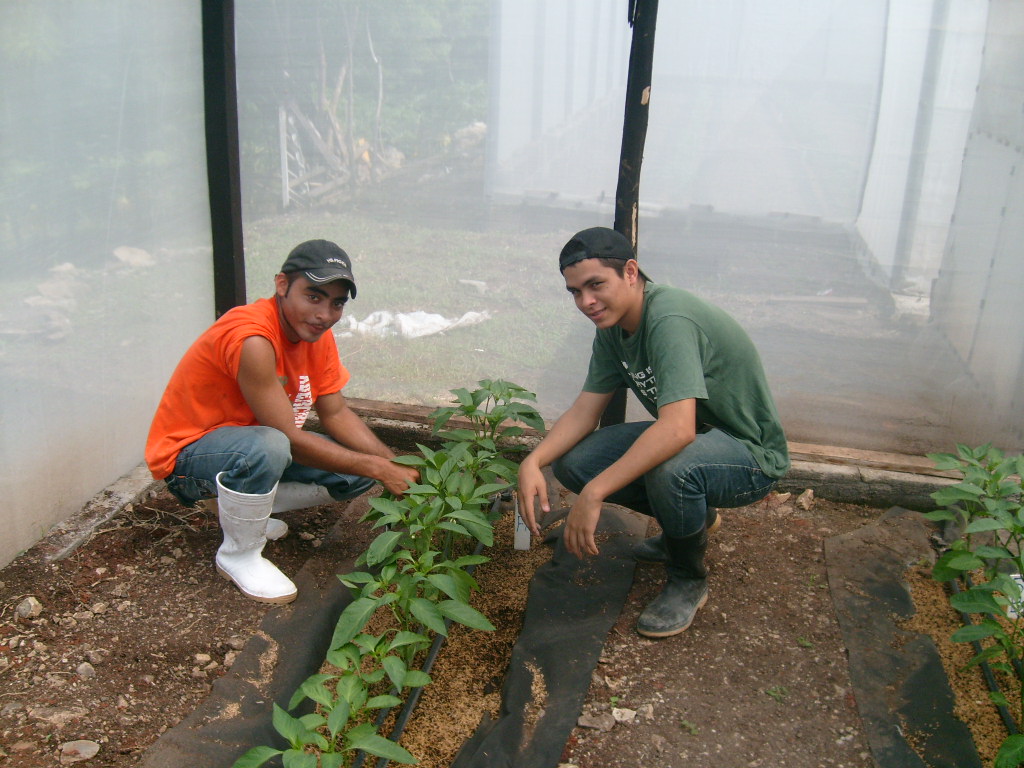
[265,517,289,541]
[272,482,334,514]
[214,473,297,604]
[264,483,334,541]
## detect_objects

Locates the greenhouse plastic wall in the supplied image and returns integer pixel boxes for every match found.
[2,0,1021,570]
[234,0,1023,459]
[0,4,214,567]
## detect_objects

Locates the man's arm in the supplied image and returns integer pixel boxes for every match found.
[517,390,613,534]
[563,397,697,558]
[314,390,394,460]
[236,336,417,495]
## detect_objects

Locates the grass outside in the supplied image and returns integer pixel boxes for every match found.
[243,209,591,414]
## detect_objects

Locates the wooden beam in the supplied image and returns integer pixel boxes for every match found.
[345,398,544,437]
[346,398,952,477]
[788,442,955,478]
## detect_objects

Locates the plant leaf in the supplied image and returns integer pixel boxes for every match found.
[426,573,463,601]
[389,630,431,652]
[921,509,957,522]
[437,599,495,631]
[382,654,408,689]
[926,452,963,471]
[437,520,469,537]
[410,597,448,636]
[964,644,1005,668]
[271,703,305,749]
[932,484,986,505]
[346,726,420,764]
[331,597,379,649]
[282,750,318,768]
[230,746,283,768]
[452,554,490,568]
[366,530,404,566]
[943,551,986,572]
[403,669,432,688]
[367,694,403,709]
[995,734,1024,768]
[951,623,998,642]
[290,674,336,709]
[326,696,351,737]
[974,545,1013,559]
[391,454,428,466]
[965,518,1010,534]
[950,589,1003,615]
[320,755,347,768]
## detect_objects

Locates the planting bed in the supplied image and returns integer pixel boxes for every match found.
[0,449,1007,768]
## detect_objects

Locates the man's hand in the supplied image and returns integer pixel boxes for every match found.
[517,457,548,536]
[380,460,419,497]
[563,488,603,558]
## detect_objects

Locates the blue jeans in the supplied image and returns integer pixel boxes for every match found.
[552,422,776,538]
[164,426,375,505]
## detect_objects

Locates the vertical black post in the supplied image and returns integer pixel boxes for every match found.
[202,0,246,316]
[603,0,659,427]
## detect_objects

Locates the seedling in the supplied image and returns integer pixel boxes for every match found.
[797,637,813,648]
[679,718,699,735]
[430,378,546,451]
[764,685,789,702]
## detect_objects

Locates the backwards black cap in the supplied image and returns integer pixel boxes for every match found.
[558,227,651,281]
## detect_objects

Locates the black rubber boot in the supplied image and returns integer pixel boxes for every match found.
[633,509,719,564]
[636,527,709,638]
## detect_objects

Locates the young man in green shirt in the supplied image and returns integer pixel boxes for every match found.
[518,226,789,638]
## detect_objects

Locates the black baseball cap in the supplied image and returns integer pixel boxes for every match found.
[280,239,357,298]
[558,227,651,281]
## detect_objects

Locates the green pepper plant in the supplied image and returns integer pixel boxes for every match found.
[924,443,1024,768]
[232,380,544,768]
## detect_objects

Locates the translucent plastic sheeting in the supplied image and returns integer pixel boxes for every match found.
[233,0,1023,461]
[0,3,214,567]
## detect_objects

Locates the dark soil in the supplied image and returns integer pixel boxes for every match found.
[0,466,999,768]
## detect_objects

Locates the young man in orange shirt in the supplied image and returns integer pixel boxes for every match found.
[146,240,418,604]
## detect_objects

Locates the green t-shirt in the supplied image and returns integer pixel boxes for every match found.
[583,282,790,479]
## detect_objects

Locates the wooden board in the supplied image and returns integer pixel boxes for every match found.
[347,398,954,478]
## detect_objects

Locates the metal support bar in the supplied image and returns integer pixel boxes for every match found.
[202,0,246,316]
[604,0,659,428]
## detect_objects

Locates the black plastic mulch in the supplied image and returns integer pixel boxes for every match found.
[825,506,983,768]
[451,505,647,768]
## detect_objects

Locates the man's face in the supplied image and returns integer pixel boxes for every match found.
[274,274,349,343]
[562,258,643,333]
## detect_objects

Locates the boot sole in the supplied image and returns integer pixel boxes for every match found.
[636,590,709,638]
[216,564,298,604]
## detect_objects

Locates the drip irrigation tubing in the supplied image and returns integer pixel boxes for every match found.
[950,576,1020,735]
[350,493,504,768]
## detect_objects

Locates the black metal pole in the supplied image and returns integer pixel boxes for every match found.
[202,0,247,316]
[603,0,659,427]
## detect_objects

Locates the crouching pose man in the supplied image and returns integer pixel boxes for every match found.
[517,227,789,637]
[145,240,418,604]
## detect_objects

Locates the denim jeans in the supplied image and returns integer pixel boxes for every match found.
[552,422,776,538]
[164,425,375,505]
